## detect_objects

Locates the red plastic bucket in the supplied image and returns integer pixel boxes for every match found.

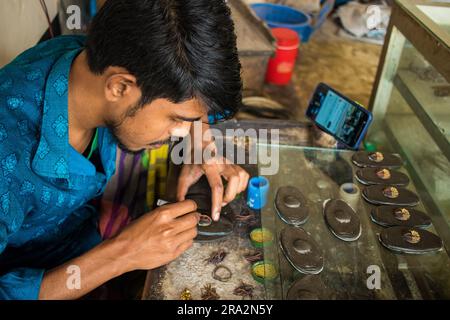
[265,28,300,85]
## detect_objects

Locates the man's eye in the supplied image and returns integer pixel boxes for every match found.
[172,117,183,123]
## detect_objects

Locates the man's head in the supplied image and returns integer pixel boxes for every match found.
[86,0,242,153]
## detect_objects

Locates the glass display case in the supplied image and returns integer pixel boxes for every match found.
[142,144,450,300]
[258,145,450,300]
[368,0,450,263]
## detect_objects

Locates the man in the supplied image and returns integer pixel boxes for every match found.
[0,0,248,299]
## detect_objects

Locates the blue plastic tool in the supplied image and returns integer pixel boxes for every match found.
[247,176,270,210]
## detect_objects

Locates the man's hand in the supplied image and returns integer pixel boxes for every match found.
[114,200,199,271]
[39,200,199,300]
[177,158,249,221]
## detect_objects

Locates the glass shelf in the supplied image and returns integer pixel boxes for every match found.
[369,1,450,286]
[392,39,450,161]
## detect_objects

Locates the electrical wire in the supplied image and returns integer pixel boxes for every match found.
[39,0,54,38]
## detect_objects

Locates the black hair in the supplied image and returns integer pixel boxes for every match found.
[86,0,242,120]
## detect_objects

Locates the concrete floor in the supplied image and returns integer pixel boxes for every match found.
[293,19,382,119]
[238,18,383,121]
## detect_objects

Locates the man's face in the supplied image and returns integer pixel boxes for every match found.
[107,97,206,154]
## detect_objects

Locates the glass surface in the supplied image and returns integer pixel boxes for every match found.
[257,144,450,299]
[396,39,450,142]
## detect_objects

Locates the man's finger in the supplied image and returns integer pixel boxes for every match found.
[222,170,240,204]
[174,227,198,247]
[172,212,200,234]
[203,164,223,221]
[177,166,204,201]
[176,172,191,202]
[237,167,250,193]
[162,200,197,219]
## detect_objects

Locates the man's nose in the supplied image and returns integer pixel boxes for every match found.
[170,121,191,138]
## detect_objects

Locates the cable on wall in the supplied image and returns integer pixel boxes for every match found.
[39,0,54,38]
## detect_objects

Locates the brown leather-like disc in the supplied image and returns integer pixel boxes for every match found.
[280,226,324,274]
[186,188,233,238]
[352,151,403,168]
[371,206,432,228]
[356,167,409,186]
[324,199,361,241]
[362,185,419,206]
[286,275,328,300]
[275,186,309,226]
[379,226,442,254]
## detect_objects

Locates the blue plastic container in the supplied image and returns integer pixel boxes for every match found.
[315,0,335,31]
[251,3,313,42]
[247,176,270,210]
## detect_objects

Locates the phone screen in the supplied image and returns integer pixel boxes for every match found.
[307,85,370,148]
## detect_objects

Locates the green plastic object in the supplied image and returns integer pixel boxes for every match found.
[364,141,377,152]
[250,227,274,248]
[141,151,149,170]
[251,261,278,284]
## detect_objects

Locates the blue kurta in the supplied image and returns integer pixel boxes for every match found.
[0,36,117,299]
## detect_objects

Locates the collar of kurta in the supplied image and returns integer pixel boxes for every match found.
[31,48,117,190]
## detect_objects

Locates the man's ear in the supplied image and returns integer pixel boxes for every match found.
[104,73,138,102]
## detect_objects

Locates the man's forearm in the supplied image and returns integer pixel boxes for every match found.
[39,237,128,300]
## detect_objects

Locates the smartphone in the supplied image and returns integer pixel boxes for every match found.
[306,83,373,150]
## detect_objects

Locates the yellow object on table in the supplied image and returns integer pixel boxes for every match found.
[253,263,277,278]
[250,227,274,248]
[143,144,169,209]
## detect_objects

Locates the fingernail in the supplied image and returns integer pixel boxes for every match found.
[213,211,220,221]
[221,202,227,207]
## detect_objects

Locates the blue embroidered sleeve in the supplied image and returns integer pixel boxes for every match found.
[0,180,25,253]
[0,268,45,300]
[0,181,45,300]
[0,35,117,300]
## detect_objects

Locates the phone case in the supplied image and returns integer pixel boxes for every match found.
[306,83,373,149]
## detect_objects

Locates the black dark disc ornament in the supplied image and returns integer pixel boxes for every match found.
[275,186,309,226]
[362,185,419,206]
[352,151,403,168]
[355,167,409,186]
[379,226,443,254]
[371,206,432,228]
[279,226,324,274]
[323,199,361,241]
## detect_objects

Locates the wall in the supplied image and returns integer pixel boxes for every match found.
[0,0,58,67]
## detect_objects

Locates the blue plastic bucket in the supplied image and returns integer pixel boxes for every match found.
[251,3,313,42]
